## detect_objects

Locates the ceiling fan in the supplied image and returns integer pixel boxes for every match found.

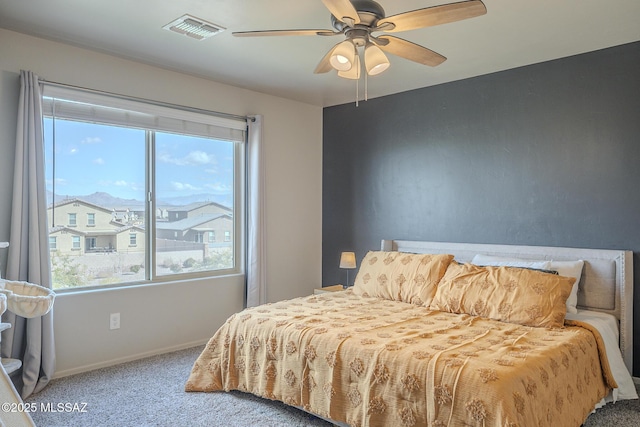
[233,0,487,79]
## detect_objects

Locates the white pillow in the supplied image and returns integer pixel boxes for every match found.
[546,260,584,314]
[471,254,584,314]
[470,254,551,271]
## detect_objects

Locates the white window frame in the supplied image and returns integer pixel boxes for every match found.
[68,213,77,227]
[49,236,57,250]
[42,83,247,291]
[87,213,95,226]
[71,235,81,250]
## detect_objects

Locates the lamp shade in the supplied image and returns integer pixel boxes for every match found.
[338,54,361,80]
[339,251,357,269]
[330,40,356,71]
[364,42,390,76]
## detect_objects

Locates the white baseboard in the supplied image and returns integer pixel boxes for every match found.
[52,339,208,379]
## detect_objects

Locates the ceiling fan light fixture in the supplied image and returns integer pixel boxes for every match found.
[338,54,361,79]
[330,40,356,71]
[364,42,390,75]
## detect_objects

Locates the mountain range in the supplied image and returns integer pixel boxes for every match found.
[47,191,232,209]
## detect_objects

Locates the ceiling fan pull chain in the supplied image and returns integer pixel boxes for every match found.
[355,75,359,107]
[365,69,368,102]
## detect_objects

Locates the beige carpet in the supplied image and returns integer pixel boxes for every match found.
[24,346,640,426]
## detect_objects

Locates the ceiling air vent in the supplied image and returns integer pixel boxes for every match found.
[163,14,225,40]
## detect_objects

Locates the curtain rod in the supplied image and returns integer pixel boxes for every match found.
[38,79,255,123]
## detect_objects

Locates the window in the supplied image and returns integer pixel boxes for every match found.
[43,84,246,290]
[87,237,96,250]
[49,236,57,250]
[208,231,215,243]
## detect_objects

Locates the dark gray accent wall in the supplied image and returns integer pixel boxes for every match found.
[322,41,640,375]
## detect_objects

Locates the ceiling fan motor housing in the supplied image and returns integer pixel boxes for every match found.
[331,0,386,30]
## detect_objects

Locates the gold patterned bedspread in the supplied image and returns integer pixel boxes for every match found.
[186,290,615,427]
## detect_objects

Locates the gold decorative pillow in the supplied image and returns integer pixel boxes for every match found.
[352,251,454,306]
[429,262,575,328]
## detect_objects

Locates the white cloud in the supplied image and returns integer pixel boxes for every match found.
[158,151,217,166]
[171,181,201,191]
[47,178,68,187]
[69,148,78,154]
[115,180,128,187]
[81,137,102,144]
[204,183,232,195]
[184,151,215,165]
[93,158,105,165]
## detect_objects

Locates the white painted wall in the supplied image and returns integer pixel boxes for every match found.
[0,29,323,377]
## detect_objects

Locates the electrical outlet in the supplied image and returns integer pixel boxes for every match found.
[109,312,120,330]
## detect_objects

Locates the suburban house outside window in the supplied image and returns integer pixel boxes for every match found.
[43,84,246,290]
[49,236,57,250]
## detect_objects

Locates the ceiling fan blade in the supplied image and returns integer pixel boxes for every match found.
[233,29,337,37]
[321,0,360,25]
[314,43,340,74]
[377,0,486,33]
[377,35,446,67]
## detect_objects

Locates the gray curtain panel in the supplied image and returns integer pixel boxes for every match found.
[246,115,266,307]
[1,70,55,398]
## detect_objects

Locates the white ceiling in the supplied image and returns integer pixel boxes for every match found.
[1,0,639,107]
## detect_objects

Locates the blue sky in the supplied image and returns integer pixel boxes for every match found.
[44,118,234,204]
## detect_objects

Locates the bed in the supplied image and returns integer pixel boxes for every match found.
[186,240,637,426]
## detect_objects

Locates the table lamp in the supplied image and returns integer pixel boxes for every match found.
[339,251,357,288]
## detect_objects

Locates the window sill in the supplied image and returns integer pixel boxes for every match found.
[53,271,245,294]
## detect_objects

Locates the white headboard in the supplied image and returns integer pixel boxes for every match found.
[381,240,634,374]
